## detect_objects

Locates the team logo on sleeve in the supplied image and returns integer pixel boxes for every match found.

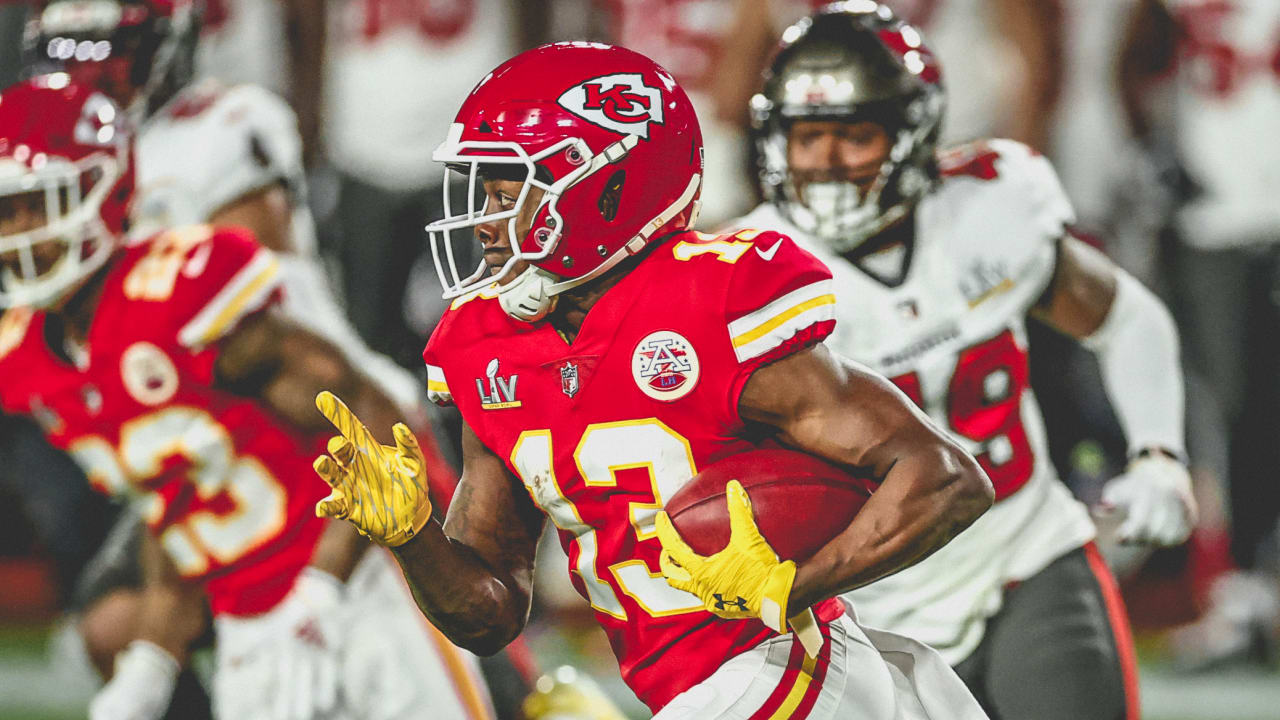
[558,73,665,139]
[632,330,699,401]
[121,342,179,406]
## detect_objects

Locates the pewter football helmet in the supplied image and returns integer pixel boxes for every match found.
[752,1,944,251]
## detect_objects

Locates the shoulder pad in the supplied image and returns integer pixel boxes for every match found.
[940,138,1075,238]
[120,226,281,349]
[145,83,303,223]
[162,81,228,120]
[718,230,835,365]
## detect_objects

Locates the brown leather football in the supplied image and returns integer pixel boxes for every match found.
[664,448,878,562]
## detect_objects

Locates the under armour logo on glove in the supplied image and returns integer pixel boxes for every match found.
[713,594,749,612]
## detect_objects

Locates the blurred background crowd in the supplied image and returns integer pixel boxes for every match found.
[1,1,1278,718]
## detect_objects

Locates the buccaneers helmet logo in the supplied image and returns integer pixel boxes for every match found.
[558,73,665,139]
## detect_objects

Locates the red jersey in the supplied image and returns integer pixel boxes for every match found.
[0,226,326,616]
[423,229,844,710]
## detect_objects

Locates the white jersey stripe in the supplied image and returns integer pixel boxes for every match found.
[731,303,836,364]
[729,280,835,363]
[426,363,453,405]
[728,279,833,341]
[177,249,280,348]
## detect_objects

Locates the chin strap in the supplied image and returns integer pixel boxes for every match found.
[498,265,559,322]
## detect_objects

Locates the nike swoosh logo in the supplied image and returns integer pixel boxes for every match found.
[756,239,783,261]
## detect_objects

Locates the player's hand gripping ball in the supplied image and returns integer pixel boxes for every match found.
[657,479,796,632]
[655,448,875,632]
[312,391,433,546]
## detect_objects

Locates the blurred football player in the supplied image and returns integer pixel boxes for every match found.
[20,0,481,705]
[0,78,493,720]
[24,0,422,407]
[1120,0,1280,667]
[724,4,1195,718]
[312,40,996,718]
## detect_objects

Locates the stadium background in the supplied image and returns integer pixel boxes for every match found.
[1,1,1278,717]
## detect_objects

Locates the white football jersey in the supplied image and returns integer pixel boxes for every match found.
[322,0,515,190]
[131,80,423,409]
[133,80,309,246]
[1049,0,1139,231]
[195,0,289,96]
[1163,0,1280,246]
[729,139,1096,665]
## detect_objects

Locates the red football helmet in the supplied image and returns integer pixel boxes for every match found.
[0,75,134,308]
[426,42,704,321]
[23,0,201,118]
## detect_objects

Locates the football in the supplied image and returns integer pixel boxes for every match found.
[663,448,879,562]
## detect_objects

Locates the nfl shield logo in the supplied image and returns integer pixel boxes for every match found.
[560,362,580,398]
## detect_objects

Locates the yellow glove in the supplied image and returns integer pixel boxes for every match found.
[655,480,796,634]
[312,391,433,547]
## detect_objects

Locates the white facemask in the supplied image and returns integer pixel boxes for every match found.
[788,181,879,252]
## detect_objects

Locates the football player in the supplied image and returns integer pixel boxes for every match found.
[20,0,473,708]
[24,0,422,408]
[1120,0,1280,667]
[0,78,493,720]
[724,5,1195,719]
[312,41,996,718]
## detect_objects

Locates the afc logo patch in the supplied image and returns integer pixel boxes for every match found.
[632,330,699,402]
[120,341,179,406]
[557,73,665,139]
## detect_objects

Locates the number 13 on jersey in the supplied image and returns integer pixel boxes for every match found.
[510,419,704,620]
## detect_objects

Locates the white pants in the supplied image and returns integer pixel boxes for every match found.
[654,609,988,720]
[212,550,494,720]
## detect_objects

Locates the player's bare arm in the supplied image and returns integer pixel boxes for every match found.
[132,531,208,664]
[213,306,405,579]
[990,0,1063,150]
[208,184,297,254]
[1030,234,1117,338]
[738,343,994,611]
[282,0,326,166]
[88,532,206,719]
[1118,0,1179,139]
[386,423,545,655]
[213,306,400,440]
[712,0,777,126]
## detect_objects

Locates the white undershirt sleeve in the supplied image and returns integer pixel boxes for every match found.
[1081,269,1187,460]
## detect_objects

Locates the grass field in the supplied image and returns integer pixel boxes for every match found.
[3,622,1278,719]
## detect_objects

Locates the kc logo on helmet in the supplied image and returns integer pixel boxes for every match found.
[558,73,665,139]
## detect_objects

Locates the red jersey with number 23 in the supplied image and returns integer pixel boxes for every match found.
[0,227,327,616]
[423,229,844,710]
